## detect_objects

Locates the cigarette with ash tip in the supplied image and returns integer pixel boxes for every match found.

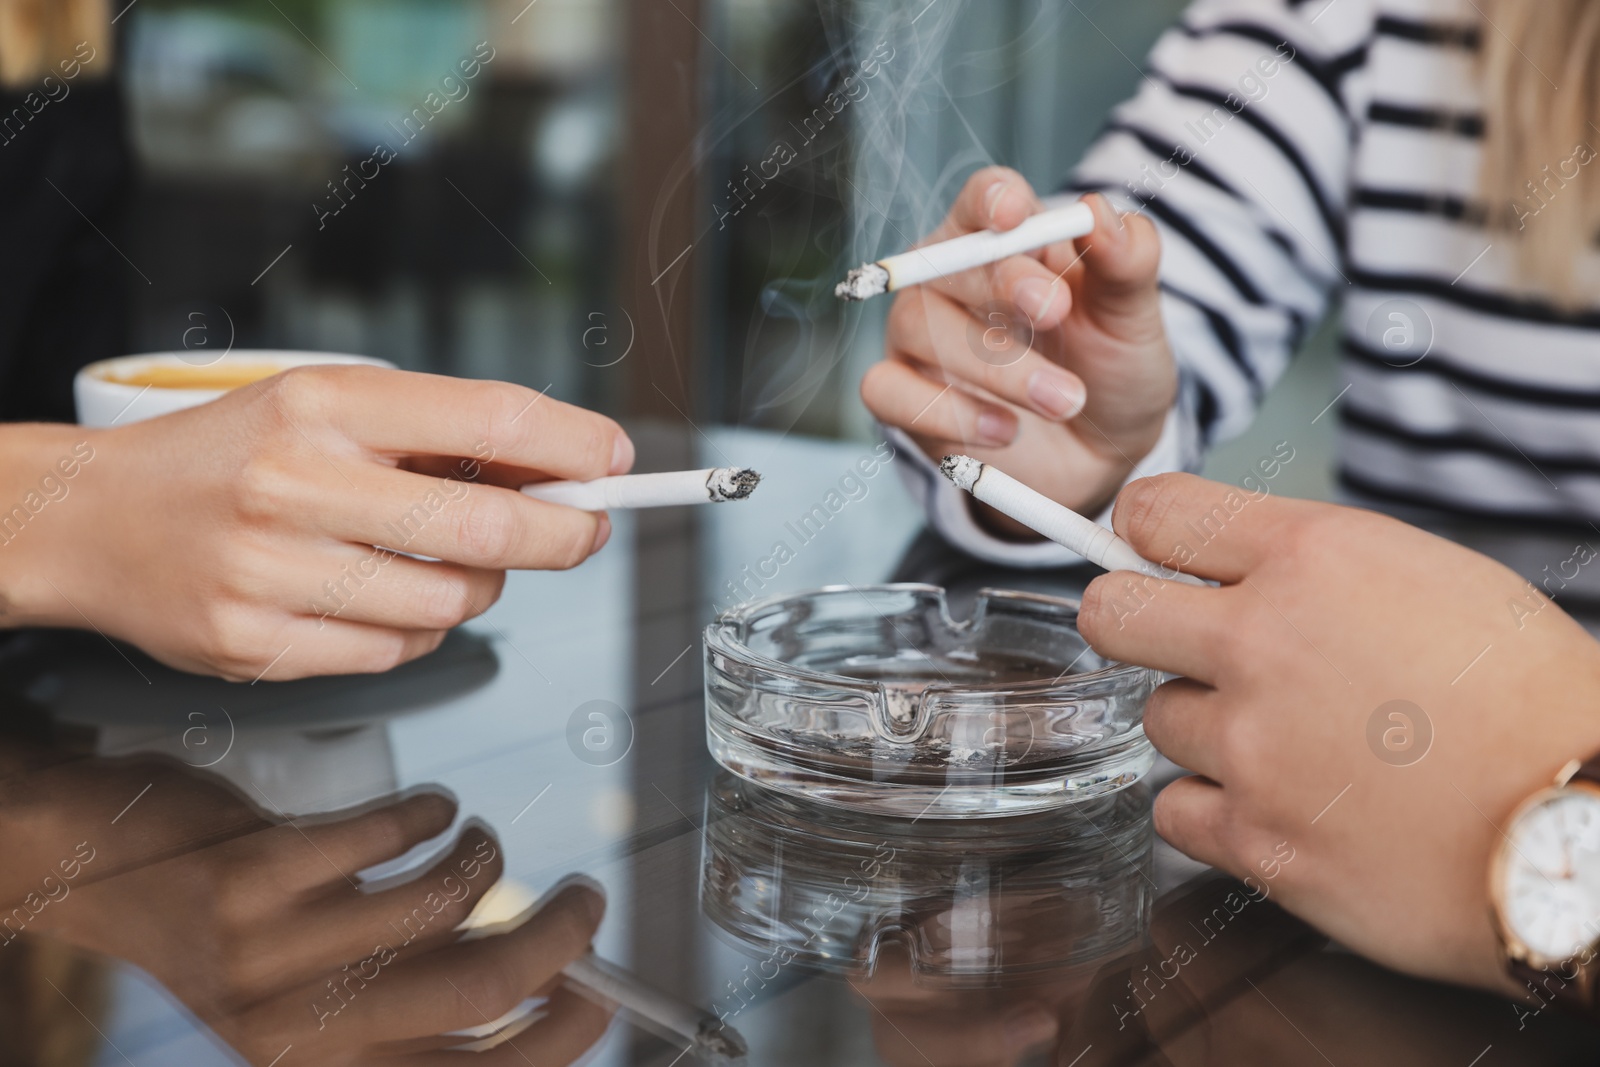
[521,468,761,511]
[940,455,1204,585]
[835,201,1095,301]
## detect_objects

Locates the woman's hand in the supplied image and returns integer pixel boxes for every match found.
[0,366,633,680]
[859,169,1176,529]
[1077,474,1600,994]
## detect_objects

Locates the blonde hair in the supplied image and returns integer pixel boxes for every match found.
[1479,0,1600,306]
[0,0,109,87]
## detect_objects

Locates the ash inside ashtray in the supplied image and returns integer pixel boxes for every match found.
[880,681,926,726]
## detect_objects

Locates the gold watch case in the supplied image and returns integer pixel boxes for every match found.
[1490,764,1600,971]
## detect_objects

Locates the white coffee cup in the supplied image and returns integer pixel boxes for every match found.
[75,350,397,428]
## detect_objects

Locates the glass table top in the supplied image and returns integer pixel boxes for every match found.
[2,426,1598,1066]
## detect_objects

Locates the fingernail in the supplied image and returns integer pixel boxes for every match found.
[984,180,1009,226]
[1095,193,1128,241]
[1027,367,1085,420]
[610,433,635,476]
[1005,1006,1058,1052]
[1012,277,1057,322]
[547,874,608,925]
[976,409,1017,447]
[591,515,612,555]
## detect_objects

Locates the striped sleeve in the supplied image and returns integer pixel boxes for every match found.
[1071,0,1368,456]
[918,0,1373,568]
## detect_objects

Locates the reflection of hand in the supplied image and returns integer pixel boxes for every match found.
[850,944,1061,1067]
[2,366,633,679]
[9,756,610,1064]
[860,169,1175,528]
[1078,474,1600,994]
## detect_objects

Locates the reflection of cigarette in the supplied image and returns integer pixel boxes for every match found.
[564,954,748,1063]
[835,201,1095,301]
[940,455,1204,585]
[459,878,748,1063]
[521,468,761,510]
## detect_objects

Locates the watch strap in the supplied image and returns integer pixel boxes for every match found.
[1570,754,1600,788]
[1507,958,1598,1018]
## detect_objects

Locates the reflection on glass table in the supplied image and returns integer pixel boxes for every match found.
[5,427,1600,1065]
[701,773,1152,1065]
[701,772,1152,983]
[0,733,612,1066]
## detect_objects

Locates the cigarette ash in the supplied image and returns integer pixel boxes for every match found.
[938,454,983,492]
[882,684,920,727]
[833,262,890,301]
[697,1017,750,1063]
[707,468,762,503]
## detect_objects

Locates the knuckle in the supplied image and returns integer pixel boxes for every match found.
[413,577,473,631]
[569,417,614,478]
[376,631,414,672]
[1115,474,1186,552]
[362,808,412,860]
[234,455,297,522]
[202,608,263,677]
[548,517,596,571]
[452,963,522,1023]
[1140,687,1177,748]
[1077,577,1112,638]
[259,364,327,418]
[459,572,505,621]
[545,896,600,955]
[456,491,522,567]
[481,382,541,461]
[1214,713,1261,781]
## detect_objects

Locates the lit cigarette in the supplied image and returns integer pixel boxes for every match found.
[564,954,748,1063]
[940,455,1204,585]
[521,467,761,510]
[835,201,1095,301]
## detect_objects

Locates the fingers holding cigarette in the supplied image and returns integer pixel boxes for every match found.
[860,361,1020,450]
[836,201,1094,304]
[837,168,1093,325]
[1071,193,1166,322]
[940,455,1204,586]
[922,167,1080,326]
[881,287,1087,423]
[935,166,1044,241]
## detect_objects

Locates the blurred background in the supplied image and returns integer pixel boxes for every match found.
[110,0,1235,438]
[94,0,1337,487]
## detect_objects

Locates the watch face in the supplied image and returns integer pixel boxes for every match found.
[1501,788,1600,963]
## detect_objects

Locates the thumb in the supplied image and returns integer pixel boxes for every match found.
[1062,193,1164,331]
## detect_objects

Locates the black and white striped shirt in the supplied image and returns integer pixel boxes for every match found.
[910,0,1600,566]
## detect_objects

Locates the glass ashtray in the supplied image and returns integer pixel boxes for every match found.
[703,584,1159,817]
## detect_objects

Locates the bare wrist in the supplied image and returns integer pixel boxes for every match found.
[0,423,107,625]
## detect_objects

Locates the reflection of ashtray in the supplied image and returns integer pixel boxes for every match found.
[700,772,1152,983]
[703,585,1158,817]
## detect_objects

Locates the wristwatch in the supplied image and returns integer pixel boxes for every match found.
[1490,754,1600,1014]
